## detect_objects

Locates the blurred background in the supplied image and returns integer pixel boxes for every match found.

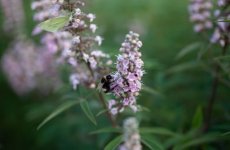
[0,0,229,149]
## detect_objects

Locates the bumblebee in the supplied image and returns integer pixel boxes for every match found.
[99,75,114,93]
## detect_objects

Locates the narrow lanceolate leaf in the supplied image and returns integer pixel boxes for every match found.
[222,131,230,136]
[167,61,201,73]
[104,135,123,150]
[164,129,199,149]
[90,127,122,135]
[142,85,163,97]
[137,105,151,112]
[141,135,164,150]
[173,133,223,150]
[176,42,201,60]
[214,55,230,61]
[39,16,69,32]
[96,109,108,117]
[192,106,203,129]
[139,127,181,137]
[80,100,97,125]
[37,100,81,130]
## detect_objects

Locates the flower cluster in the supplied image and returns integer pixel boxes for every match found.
[1,39,61,95]
[50,0,112,90]
[119,117,142,150]
[188,0,213,33]
[32,0,74,90]
[210,1,230,47]
[108,31,144,115]
[0,0,25,35]
[64,5,106,66]
[0,0,62,95]
[32,0,60,34]
[32,0,72,55]
[188,0,230,47]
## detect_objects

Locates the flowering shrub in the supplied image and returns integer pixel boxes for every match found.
[30,0,146,148]
[0,0,229,149]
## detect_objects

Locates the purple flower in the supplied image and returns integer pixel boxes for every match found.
[0,0,25,35]
[210,1,230,47]
[107,31,144,114]
[1,39,62,95]
[188,0,213,33]
[48,1,112,89]
[119,117,142,150]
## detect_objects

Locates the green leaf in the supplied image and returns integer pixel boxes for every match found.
[90,127,122,135]
[96,109,108,117]
[60,93,79,101]
[167,61,201,74]
[176,42,201,60]
[192,106,203,129]
[142,85,163,97]
[173,133,222,150]
[164,129,199,149]
[104,135,123,150]
[137,105,151,112]
[37,100,81,130]
[214,55,230,61]
[39,16,69,32]
[80,100,97,125]
[141,134,164,150]
[140,127,181,137]
[222,131,230,136]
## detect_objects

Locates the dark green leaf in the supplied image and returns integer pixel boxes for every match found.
[39,16,69,32]
[90,127,122,135]
[164,129,199,149]
[142,85,163,97]
[104,135,123,150]
[141,134,164,150]
[80,100,97,125]
[96,109,108,117]
[197,43,209,60]
[192,106,203,129]
[176,42,201,60]
[37,100,81,130]
[140,127,181,137]
[137,105,151,112]
[222,131,230,136]
[214,55,230,61]
[173,133,221,150]
[167,61,201,73]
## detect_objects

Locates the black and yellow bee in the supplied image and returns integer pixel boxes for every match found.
[99,75,115,93]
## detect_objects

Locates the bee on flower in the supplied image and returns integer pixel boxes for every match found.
[102,31,144,115]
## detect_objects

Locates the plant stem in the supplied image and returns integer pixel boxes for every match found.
[85,61,118,127]
[203,44,228,132]
[97,92,117,127]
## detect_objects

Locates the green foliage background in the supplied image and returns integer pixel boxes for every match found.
[0,0,229,149]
